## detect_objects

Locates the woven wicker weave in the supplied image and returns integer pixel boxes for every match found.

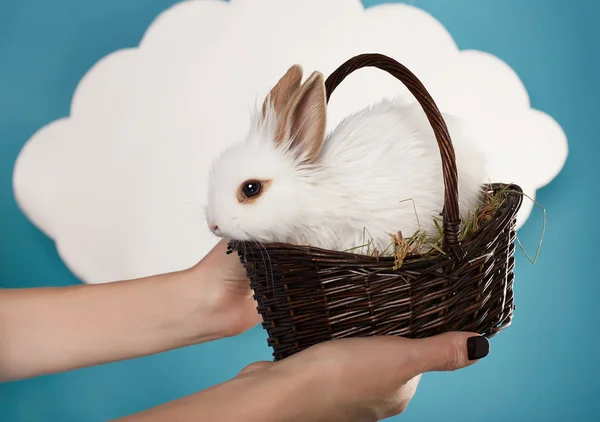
[228,53,523,361]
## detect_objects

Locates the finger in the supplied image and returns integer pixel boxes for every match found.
[397,374,422,408]
[374,373,423,421]
[237,361,274,376]
[404,332,490,378]
[388,374,422,417]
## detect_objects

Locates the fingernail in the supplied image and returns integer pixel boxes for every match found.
[467,336,489,360]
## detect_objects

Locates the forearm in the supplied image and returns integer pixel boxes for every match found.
[0,267,218,381]
[113,365,327,422]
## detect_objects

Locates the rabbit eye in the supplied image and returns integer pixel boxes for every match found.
[237,179,271,203]
[241,180,263,199]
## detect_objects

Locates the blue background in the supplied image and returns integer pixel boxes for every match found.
[0,0,596,420]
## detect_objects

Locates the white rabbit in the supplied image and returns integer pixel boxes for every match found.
[206,64,486,254]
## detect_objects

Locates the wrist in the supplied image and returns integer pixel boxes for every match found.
[269,350,380,422]
[234,364,326,422]
[170,265,227,344]
[253,360,342,422]
[185,241,260,340]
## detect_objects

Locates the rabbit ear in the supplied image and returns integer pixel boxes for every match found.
[262,64,303,124]
[286,71,327,163]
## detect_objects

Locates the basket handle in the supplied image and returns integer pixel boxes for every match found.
[324,53,465,258]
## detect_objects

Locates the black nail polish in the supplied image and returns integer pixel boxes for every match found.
[467,336,489,360]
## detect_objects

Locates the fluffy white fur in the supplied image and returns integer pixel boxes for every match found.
[207,98,486,254]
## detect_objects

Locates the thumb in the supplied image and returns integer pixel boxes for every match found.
[405,332,490,378]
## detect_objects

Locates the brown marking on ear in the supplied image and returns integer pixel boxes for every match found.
[236,179,272,204]
[261,65,303,130]
[286,71,327,163]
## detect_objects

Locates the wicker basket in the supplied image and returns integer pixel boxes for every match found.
[228,53,524,361]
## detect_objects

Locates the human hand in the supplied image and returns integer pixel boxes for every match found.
[113,331,489,422]
[235,332,490,421]
[0,239,259,382]
[187,238,261,338]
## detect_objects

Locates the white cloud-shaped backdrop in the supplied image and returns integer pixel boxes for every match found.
[13,0,568,284]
